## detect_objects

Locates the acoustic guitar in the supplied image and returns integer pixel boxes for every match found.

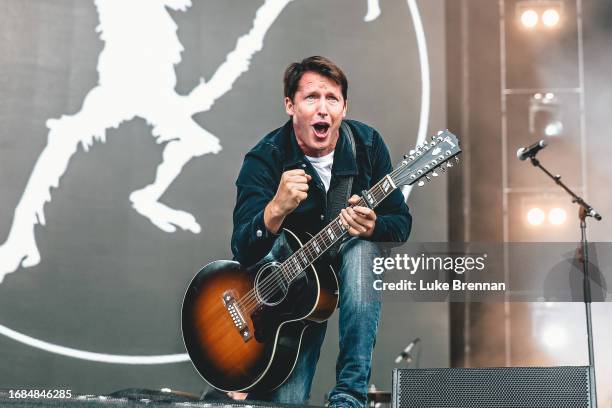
[182,130,461,392]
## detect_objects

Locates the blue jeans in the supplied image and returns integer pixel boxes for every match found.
[250,237,382,408]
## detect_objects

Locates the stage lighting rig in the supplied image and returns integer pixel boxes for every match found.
[516,0,564,30]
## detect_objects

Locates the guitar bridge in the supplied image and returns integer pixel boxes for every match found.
[222,291,252,342]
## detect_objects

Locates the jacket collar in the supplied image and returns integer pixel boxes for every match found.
[283,120,358,176]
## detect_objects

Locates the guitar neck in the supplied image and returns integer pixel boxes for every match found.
[280,174,398,282]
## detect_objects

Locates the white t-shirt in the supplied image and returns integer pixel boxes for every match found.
[305,150,334,192]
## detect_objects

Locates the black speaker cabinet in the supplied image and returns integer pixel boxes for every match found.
[392,366,594,408]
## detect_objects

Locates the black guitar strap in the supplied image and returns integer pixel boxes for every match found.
[325,121,356,260]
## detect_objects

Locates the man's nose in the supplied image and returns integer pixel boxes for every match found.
[317,100,329,116]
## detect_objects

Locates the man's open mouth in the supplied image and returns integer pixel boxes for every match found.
[312,122,330,137]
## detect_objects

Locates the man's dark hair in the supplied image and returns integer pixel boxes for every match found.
[283,56,348,102]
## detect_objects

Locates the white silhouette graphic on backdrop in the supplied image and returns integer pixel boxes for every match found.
[0,0,384,283]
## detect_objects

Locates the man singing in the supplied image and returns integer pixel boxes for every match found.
[231,56,411,408]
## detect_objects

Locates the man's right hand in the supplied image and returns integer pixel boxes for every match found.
[264,169,311,234]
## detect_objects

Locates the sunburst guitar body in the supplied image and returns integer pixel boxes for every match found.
[182,230,338,392]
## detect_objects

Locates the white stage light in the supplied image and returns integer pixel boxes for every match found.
[527,207,546,226]
[520,9,539,28]
[542,8,561,27]
[548,207,567,225]
[544,121,563,137]
[541,324,568,349]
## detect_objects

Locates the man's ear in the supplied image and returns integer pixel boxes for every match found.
[284,97,294,116]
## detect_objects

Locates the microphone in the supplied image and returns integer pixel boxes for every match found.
[517,139,548,161]
[588,207,602,221]
[394,337,421,364]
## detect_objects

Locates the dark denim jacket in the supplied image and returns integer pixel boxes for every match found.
[231,119,412,266]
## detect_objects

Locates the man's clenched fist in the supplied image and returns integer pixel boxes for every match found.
[264,169,312,234]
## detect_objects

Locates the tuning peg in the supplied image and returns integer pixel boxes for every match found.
[432,171,439,177]
[455,157,460,163]
[418,180,425,187]
[437,130,444,135]
[446,162,453,168]
[440,166,447,172]
[425,175,431,182]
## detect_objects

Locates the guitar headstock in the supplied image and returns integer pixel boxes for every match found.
[391,130,461,187]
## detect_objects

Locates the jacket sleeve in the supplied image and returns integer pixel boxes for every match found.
[231,143,282,266]
[367,131,412,243]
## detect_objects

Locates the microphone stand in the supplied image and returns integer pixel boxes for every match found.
[527,155,601,406]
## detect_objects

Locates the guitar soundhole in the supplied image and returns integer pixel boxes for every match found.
[254,262,288,306]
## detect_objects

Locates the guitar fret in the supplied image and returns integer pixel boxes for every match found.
[337,218,345,232]
[320,230,330,246]
[299,251,308,266]
[334,220,344,237]
[280,265,289,281]
[304,244,316,264]
[364,190,377,207]
[382,177,392,194]
[291,257,299,276]
[321,234,331,251]
[375,184,385,201]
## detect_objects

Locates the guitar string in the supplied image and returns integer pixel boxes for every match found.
[241,217,351,312]
[237,216,349,313]
[238,217,351,314]
[235,174,399,313]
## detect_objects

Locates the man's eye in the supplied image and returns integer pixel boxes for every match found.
[306,95,316,100]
